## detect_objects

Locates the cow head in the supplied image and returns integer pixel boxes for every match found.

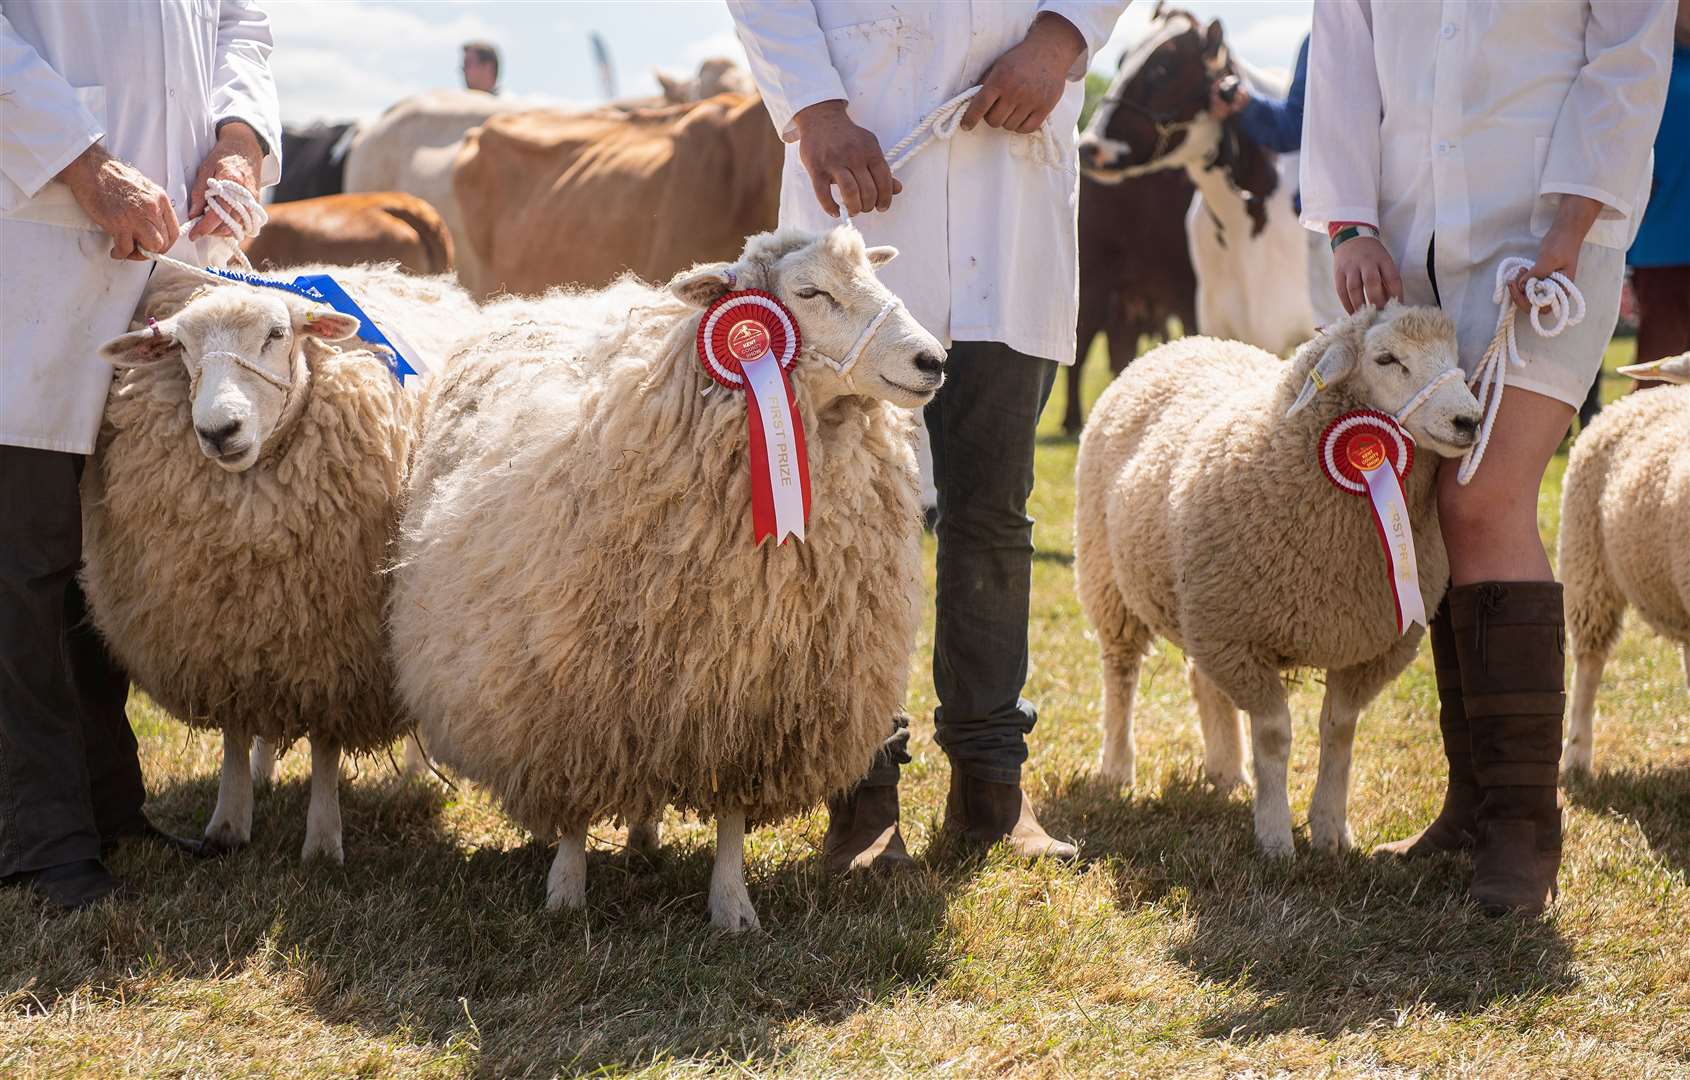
[99,287,360,472]
[670,227,946,409]
[1288,302,1483,458]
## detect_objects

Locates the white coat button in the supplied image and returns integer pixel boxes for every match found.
[1441,23,1457,39]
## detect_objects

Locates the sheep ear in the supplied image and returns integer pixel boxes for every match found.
[99,319,180,368]
[1619,352,1690,385]
[655,70,684,103]
[297,308,362,342]
[669,262,736,308]
[1286,328,1361,417]
[865,245,898,268]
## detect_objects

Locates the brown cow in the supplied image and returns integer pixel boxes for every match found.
[453,93,782,297]
[243,192,454,275]
[1061,167,1197,435]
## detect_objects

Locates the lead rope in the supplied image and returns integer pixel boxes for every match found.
[1458,256,1585,485]
[139,177,268,274]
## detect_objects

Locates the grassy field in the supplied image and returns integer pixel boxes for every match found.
[4,337,1686,1078]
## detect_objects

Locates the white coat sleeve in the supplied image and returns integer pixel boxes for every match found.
[725,1,847,142]
[1038,2,1131,81]
[0,12,104,208]
[1539,0,1674,220]
[1297,0,1382,233]
[210,0,282,187]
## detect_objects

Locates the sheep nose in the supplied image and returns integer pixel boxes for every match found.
[913,351,945,376]
[1451,414,1479,444]
[197,419,242,452]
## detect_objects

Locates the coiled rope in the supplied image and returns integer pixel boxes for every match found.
[139,177,268,277]
[1457,256,1586,485]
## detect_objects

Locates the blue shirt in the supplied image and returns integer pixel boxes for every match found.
[1630,42,1690,268]
[1236,36,1309,156]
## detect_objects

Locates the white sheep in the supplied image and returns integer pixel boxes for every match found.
[1559,352,1690,775]
[83,263,478,862]
[1074,303,1483,855]
[388,227,945,929]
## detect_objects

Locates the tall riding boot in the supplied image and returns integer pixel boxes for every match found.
[1452,582,1566,916]
[1374,602,1479,857]
[822,716,913,873]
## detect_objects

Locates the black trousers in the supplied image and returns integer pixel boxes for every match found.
[0,446,144,877]
[861,341,1058,787]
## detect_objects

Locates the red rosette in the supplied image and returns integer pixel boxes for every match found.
[696,290,801,389]
[1318,409,1414,495]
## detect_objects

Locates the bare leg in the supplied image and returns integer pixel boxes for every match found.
[1098,652,1141,787]
[626,814,661,854]
[1189,661,1249,793]
[249,735,276,789]
[206,729,254,851]
[545,826,588,910]
[1562,651,1608,776]
[708,810,759,932]
[1308,680,1362,853]
[301,740,344,864]
[1247,699,1296,858]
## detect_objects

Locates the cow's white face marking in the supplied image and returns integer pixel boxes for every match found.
[1078,12,1222,184]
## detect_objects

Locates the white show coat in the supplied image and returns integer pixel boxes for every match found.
[1300,0,1673,401]
[1,0,281,455]
[728,1,1128,365]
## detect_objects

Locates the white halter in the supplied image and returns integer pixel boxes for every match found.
[817,297,901,384]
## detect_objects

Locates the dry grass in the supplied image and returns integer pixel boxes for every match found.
[4,338,1686,1079]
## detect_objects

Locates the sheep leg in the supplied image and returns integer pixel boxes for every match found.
[400,733,433,780]
[249,736,276,789]
[1562,650,1608,777]
[1307,678,1362,853]
[1246,699,1297,858]
[545,827,588,910]
[1189,661,1250,793]
[300,740,344,864]
[626,814,661,854]
[708,810,759,932]
[205,730,255,852]
[1098,651,1142,787]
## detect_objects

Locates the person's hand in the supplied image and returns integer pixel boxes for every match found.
[1509,193,1602,312]
[1333,235,1403,314]
[792,100,900,217]
[187,120,264,239]
[1208,78,1249,120]
[57,143,180,261]
[961,13,1085,134]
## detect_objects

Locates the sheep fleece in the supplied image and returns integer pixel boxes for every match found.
[388,293,922,835]
[81,320,414,753]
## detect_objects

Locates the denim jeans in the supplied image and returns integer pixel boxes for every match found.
[859,341,1057,788]
[0,447,144,878]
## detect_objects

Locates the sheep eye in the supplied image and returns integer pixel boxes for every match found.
[266,327,286,344]
[1374,352,1404,369]
[794,286,835,304]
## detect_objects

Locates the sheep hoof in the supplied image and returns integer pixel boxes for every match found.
[202,822,250,853]
[1309,821,1352,854]
[708,885,760,933]
[1559,751,1594,780]
[301,835,344,865]
[1097,759,1135,789]
[1256,832,1295,859]
[1205,770,1251,796]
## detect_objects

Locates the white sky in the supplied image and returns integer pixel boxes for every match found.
[268,1,1313,125]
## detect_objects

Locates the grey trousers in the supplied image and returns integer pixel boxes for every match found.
[862,341,1057,787]
[0,446,144,877]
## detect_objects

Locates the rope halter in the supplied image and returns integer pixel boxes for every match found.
[1457,256,1585,485]
[816,297,901,385]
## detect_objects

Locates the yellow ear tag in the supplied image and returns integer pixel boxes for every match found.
[1309,370,1328,392]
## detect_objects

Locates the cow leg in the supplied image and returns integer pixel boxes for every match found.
[301,739,344,864]
[205,730,254,852]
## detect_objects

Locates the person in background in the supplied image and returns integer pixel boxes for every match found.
[728,0,1128,871]
[1,0,282,911]
[1303,1,1673,916]
[462,40,501,95]
[1627,0,1690,388]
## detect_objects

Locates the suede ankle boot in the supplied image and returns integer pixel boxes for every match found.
[822,781,913,873]
[1374,603,1479,858]
[941,770,1077,860]
[1452,581,1566,916]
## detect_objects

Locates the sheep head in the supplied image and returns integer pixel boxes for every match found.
[1287,301,1482,458]
[668,227,947,409]
[99,287,360,472]
[1619,351,1689,385]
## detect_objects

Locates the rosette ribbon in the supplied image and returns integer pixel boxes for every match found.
[698,290,812,545]
[1318,410,1425,635]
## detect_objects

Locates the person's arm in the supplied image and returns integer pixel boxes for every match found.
[0,11,105,209]
[188,0,281,237]
[1037,3,1131,81]
[1299,1,1398,313]
[1229,36,1307,155]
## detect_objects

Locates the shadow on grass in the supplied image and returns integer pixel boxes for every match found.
[1041,770,1576,1042]
[1566,763,1690,879]
[2,766,967,1075]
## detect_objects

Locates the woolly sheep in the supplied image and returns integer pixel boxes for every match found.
[83,263,479,862]
[1074,303,1483,856]
[388,227,946,930]
[1559,352,1690,775]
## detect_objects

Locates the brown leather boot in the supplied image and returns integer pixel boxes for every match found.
[941,770,1078,859]
[1453,582,1566,916]
[822,782,913,873]
[1374,603,1479,858]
